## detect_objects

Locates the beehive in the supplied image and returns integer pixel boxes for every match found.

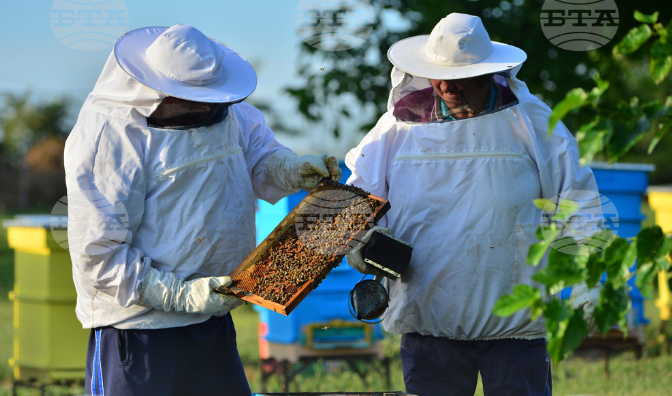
[219,179,389,315]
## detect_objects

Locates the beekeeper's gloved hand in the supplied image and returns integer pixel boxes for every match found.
[266,150,342,191]
[570,282,602,337]
[138,266,241,314]
[346,226,390,275]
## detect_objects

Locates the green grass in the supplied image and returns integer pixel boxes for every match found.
[0,213,15,300]
[228,300,672,394]
[0,301,11,383]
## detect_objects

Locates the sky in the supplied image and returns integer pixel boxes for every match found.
[0,0,372,155]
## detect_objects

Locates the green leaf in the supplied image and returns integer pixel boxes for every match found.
[555,199,579,220]
[533,199,555,211]
[636,226,665,264]
[587,73,610,101]
[650,39,672,84]
[648,118,672,154]
[562,309,589,357]
[655,255,671,272]
[536,224,560,242]
[531,299,545,322]
[585,250,606,288]
[547,247,576,269]
[535,246,589,295]
[577,125,608,167]
[576,117,613,167]
[635,115,652,135]
[639,284,654,300]
[544,298,573,364]
[633,233,670,293]
[640,100,666,118]
[655,235,672,261]
[606,121,649,162]
[635,262,657,298]
[623,240,638,267]
[549,88,587,134]
[527,241,550,266]
[605,238,635,287]
[634,10,659,24]
[492,284,541,317]
[594,284,630,334]
[533,267,585,296]
[593,72,610,93]
[613,24,652,55]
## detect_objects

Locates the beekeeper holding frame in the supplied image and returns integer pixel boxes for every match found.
[65,24,340,396]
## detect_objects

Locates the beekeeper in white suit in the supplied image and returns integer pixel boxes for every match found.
[65,24,340,396]
[345,13,602,396]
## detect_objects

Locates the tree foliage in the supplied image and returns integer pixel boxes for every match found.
[493,11,672,364]
[0,91,72,161]
[287,0,671,137]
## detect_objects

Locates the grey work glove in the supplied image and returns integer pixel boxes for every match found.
[570,282,602,337]
[266,150,342,191]
[346,226,390,275]
[138,266,242,314]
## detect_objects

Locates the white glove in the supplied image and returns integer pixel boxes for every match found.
[570,282,602,337]
[266,150,342,191]
[138,266,242,314]
[346,226,390,274]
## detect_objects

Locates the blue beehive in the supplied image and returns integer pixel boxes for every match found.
[560,162,655,327]
[255,162,383,347]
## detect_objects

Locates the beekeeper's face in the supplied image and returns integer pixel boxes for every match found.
[147,96,228,129]
[429,75,493,119]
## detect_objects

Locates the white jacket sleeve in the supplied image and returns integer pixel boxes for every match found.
[232,103,297,204]
[65,117,151,309]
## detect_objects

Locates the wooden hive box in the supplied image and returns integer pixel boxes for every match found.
[218,179,389,315]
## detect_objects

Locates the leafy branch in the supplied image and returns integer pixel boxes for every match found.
[548,11,672,166]
[493,199,672,363]
[493,11,672,364]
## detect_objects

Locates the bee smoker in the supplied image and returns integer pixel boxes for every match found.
[349,275,389,323]
[348,230,413,323]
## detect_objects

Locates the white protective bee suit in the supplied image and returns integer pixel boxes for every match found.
[65,51,303,330]
[345,65,600,340]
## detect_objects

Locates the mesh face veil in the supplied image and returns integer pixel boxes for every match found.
[391,72,504,123]
[146,97,231,129]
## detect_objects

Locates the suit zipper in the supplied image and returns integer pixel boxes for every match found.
[394,151,524,162]
[154,147,242,181]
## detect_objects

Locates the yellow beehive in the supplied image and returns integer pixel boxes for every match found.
[5,217,88,382]
[647,187,672,322]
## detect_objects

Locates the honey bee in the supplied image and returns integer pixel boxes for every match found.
[196,238,202,242]
[319,67,325,71]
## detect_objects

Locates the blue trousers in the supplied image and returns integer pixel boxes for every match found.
[401,333,552,396]
[85,314,251,396]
